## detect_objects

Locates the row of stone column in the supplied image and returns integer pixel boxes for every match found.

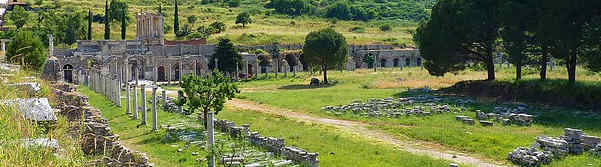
[125,84,162,131]
[87,69,121,107]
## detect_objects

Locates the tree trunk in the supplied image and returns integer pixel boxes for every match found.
[323,65,328,84]
[516,60,522,81]
[203,110,208,129]
[486,53,495,81]
[540,48,548,80]
[567,49,577,85]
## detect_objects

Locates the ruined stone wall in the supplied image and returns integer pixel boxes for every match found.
[51,83,152,167]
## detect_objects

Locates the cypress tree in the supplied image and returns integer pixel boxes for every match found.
[88,9,92,40]
[104,0,111,40]
[174,0,179,35]
[121,8,127,40]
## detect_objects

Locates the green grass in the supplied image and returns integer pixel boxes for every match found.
[219,108,462,167]
[233,67,601,165]
[79,84,463,167]
[0,71,87,167]
[79,86,210,167]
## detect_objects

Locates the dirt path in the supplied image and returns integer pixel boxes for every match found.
[227,98,509,167]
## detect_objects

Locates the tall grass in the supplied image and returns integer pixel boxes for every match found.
[0,71,87,167]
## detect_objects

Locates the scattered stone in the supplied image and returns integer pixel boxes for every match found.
[455,116,468,121]
[476,111,488,120]
[21,138,59,152]
[592,144,601,157]
[7,82,41,95]
[508,147,553,167]
[2,98,57,122]
[462,119,475,125]
[449,163,459,167]
[479,121,493,127]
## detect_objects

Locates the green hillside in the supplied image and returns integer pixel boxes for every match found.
[3,0,435,46]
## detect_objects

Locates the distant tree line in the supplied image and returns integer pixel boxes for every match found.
[414,0,601,84]
[265,0,432,22]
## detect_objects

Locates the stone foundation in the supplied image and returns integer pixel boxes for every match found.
[52,83,151,167]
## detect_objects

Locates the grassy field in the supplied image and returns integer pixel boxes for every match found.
[232,67,601,166]
[0,71,88,167]
[18,0,415,46]
[79,85,460,167]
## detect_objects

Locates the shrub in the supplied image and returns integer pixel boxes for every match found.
[6,31,47,71]
[380,24,392,31]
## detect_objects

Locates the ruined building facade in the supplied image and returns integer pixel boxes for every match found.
[44,13,422,84]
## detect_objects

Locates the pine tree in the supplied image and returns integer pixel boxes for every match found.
[104,0,111,40]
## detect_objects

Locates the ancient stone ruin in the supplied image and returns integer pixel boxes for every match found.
[508,128,601,166]
[2,98,57,122]
[52,83,151,167]
[215,119,319,167]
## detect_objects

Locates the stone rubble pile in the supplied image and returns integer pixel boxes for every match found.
[216,118,319,167]
[593,144,601,157]
[475,110,534,126]
[2,98,57,122]
[162,97,179,113]
[322,95,470,118]
[508,128,601,166]
[52,83,152,167]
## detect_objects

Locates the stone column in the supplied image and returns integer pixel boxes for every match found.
[116,76,121,107]
[207,112,215,167]
[177,91,183,113]
[126,83,131,114]
[167,65,172,85]
[141,84,147,125]
[152,86,158,131]
[179,58,183,84]
[162,90,166,105]
[133,84,138,119]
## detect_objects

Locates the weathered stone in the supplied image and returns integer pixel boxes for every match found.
[21,138,59,152]
[462,119,475,125]
[479,121,493,127]
[3,98,57,122]
[7,82,41,95]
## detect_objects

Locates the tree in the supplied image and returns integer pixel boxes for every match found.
[414,0,501,80]
[187,15,198,24]
[121,8,127,40]
[104,0,111,40]
[6,31,47,71]
[180,71,240,128]
[326,2,351,20]
[284,53,299,76]
[209,38,242,74]
[8,6,30,29]
[64,10,88,45]
[362,53,375,69]
[174,0,180,36]
[88,9,93,40]
[227,0,241,7]
[153,0,168,16]
[235,12,252,28]
[257,53,272,77]
[500,0,533,80]
[302,28,348,84]
[209,21,226,33]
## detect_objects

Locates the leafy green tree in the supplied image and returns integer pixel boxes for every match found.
[64,10,88,45]
[500,0,533,80]
[88,9,93,40]
[6,31,47,71]
[209,21,226,33]
[284,53,299,76]
[180,71,240,128]
[108,0,128,39]
[121,8,127,40]
[227,0,241,7]
[302,28,348,84]
[414,0,501,80]
[153,0,168,16]
[326,2,351,20]
[209,38,242,74]
[104,0,111,40]
[235,12,252,28]
[8,6,30,29]
[362,53,375,69]
[174,0,180,36]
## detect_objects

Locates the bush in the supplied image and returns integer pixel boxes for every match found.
[380,24,392,31]
[227,0,241,7]
[6,30,47,71]
[209,21,226,33]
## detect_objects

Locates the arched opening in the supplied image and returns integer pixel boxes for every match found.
[196,61,202,75]
[174,64,180,81]
[417,58,422,66]
[130,63,137,81]
[393,58,399,67]
[247,64,254,77]
[405,58,411,66]
[63,64,73,83]
[380,59,387,68]
[158,66,166,82]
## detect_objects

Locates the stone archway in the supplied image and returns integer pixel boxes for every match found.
[405,58,411,67]
[63,64,73,83]
[247,64,254,77]
[174,64,180,81]
[393,58,399,67]
[417,58,422,66]
[380,59,387,68]
[158,66,166,82]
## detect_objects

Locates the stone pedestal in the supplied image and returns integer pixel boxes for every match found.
[207,112,215,167]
